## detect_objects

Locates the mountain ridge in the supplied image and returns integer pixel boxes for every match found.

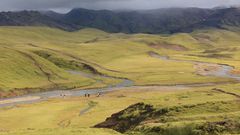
[0,7,240,34]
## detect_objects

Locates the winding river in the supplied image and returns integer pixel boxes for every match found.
[0,52,239,108]
[149,52,240,81]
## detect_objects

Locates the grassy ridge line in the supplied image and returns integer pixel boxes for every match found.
[27,43,122,73]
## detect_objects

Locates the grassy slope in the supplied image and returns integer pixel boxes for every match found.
[0,47,94,90]
[0,27,117,96]
[0,86,238,135]
[1,26,237,90]
[0,26,240,134]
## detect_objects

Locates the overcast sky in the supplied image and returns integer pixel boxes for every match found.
[0,0,240,13]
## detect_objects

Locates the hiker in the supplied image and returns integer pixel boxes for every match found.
[84,93,90,97]
[97,92,101,97]
[60,94,66,98]
[97,93,100,97]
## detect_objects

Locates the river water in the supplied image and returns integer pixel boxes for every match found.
[0,52,239,108]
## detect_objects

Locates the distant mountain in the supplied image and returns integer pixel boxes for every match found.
[0,10,75,30]
[61,8,214,33]
[0,7,240,34]
[199,8,240,27]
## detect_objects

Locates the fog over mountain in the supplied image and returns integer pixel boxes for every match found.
[0,0,240,12]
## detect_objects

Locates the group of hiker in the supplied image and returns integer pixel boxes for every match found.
[60,92,102,98]
[60,94,67,98]
[84,92,102,98]
[84,93,91,97]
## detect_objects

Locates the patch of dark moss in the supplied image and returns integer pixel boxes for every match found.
[196,120,240,135]
[132,119,240,135]
[135,124,197,135]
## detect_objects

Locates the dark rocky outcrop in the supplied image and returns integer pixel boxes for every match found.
[94,103,156,133]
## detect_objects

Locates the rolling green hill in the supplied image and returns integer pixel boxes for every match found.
[0,26,240,135]
[1,26,240,96]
